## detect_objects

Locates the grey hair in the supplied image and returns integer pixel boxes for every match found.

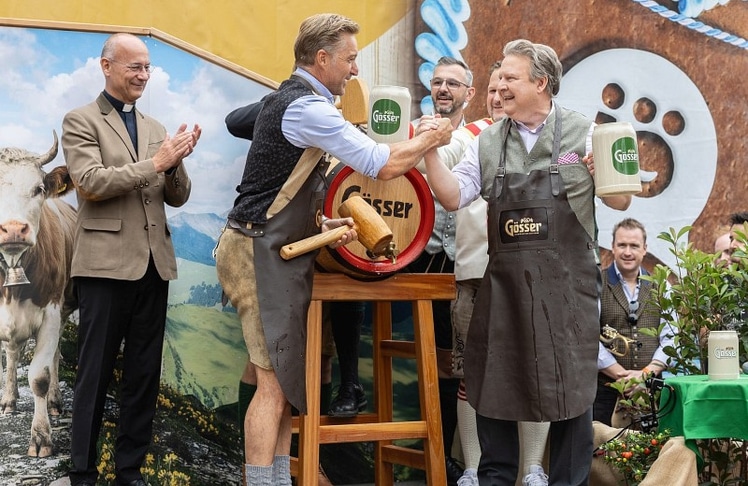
[294,13,360,67]
[435,56,474,87]
[503,39,562,96]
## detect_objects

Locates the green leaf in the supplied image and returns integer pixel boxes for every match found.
[645,226,748,375]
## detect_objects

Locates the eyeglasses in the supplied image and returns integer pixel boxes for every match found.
[628,300,639,324]
[430,78,470,90]
[107,58,154,74]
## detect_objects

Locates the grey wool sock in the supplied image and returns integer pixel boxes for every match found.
[273,455,292,486]
[245,463,273,486]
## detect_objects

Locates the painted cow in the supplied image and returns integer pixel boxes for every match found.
[0,132,76,457]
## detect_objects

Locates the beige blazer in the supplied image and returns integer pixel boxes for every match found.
[62,92,191,281]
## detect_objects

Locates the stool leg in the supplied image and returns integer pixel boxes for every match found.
[305,274,456,485]
[373,301,395,485]
[413,299,447,486]
[298,299,323,486]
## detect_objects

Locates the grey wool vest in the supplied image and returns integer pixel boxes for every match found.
[478,106,597,240]
[228,77,313,224]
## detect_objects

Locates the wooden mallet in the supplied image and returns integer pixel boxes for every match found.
[280,195,393,260]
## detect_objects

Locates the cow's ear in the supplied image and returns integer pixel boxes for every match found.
[44,166,75,197]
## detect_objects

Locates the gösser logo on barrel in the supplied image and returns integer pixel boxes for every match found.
[314,83,434,279]
[314,83,435,279]
[341,186,415,219]
[318,164,435,280]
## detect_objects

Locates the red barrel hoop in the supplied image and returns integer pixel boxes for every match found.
[318,163,435,279]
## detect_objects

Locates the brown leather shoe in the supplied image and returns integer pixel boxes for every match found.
[318,464,334,486]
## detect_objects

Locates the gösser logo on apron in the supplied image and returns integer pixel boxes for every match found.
[499,207,549,244]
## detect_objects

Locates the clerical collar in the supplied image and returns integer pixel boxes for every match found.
[103,91,135,113]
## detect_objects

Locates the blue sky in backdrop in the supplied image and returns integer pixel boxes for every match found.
[0,26,273,215]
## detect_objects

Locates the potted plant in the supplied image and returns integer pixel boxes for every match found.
[637,226,748,485]
[641,226,748,375]
[598,428,671,485]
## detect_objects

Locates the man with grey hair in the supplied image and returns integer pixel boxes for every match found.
[215,13,452,486]
[422,39,630,485]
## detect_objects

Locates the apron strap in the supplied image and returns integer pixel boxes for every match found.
[492,122,512,200]
[266,147,325,219]
[492,105,564,199]
[549,103,563,197]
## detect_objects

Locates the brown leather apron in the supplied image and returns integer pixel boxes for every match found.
[464,114,600,422]
[251,156,329,414]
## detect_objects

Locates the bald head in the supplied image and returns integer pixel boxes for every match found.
[101,33,147,60]
[100,33,151,104]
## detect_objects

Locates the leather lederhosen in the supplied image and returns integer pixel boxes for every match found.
[464,112,600,422]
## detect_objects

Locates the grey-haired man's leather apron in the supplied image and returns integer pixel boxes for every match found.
[464,115,600,422]
[251,157,329,414]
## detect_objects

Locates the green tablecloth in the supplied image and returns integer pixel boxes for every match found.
[659,374,748,440]
[659,374,748,467]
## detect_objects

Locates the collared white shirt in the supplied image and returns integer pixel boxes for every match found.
[281,68,390,179]
[451,105,594,209]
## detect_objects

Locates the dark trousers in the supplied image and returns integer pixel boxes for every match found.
[593,381,618,426]
[330,301,366,385]
[476,408,594,486]
[69,260,169,485]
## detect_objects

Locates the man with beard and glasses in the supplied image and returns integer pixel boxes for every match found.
[409,55,476,485]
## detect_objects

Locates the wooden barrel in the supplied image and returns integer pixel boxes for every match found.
[317,163,434,279]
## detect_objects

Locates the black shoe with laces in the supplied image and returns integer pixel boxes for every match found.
[445,455,465,486]
[328,382,367,417]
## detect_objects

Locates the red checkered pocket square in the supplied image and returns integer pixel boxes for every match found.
[558,152,580,165]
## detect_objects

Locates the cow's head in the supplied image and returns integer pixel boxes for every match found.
[0,131,73,272]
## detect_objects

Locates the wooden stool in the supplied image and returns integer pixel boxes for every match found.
[291,273,455,485]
